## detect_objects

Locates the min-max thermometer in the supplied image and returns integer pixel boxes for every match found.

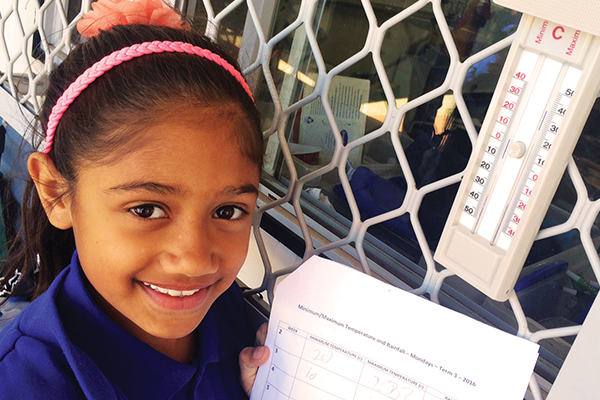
[435,7,600,301]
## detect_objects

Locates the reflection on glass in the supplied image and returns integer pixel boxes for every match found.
[258,0,522,254]
[188,1,249,61]
[315,0,370,71]
[404,97,471,187]
[208,0,231,15]
[574,97,600,201]
[543,168,576,227]
[267,24,318,110]
[462,48,510,126]
[372,0,417,26]
[268,0,303,40]
[382,3,447,134]
[442,0,519,61]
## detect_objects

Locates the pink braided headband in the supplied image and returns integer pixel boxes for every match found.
[44,40,254,154]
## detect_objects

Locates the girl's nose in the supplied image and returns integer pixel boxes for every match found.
[160,220,218,277]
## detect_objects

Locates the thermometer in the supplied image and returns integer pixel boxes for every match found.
[434,12,600,301]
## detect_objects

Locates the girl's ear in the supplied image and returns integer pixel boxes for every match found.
[28,152,73,230]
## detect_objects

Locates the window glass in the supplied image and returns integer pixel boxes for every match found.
[186,0,249,61]
[256,0,520,259]
[574,98,600,202]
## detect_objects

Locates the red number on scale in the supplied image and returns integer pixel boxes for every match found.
[512,215,521,223]
[509,86,521,95]
[524,187,532,196]
[495,131,502,139]
[515,72,526,80]
[499,116,509,125]
[507,229,516,237]
[532,174,539,182]
[503,101,515,110]
[517,201,526,210]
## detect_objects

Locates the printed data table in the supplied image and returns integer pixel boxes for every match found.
[250,257,539,400]
[259,321,456,400]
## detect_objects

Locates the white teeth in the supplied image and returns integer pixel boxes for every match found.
[143,282,200,297]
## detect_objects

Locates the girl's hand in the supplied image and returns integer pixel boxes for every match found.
[239,323,270,397]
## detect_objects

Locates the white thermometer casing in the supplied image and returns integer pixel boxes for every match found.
[435,15,600,301]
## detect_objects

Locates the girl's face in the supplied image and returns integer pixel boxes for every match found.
[63,109,260,349]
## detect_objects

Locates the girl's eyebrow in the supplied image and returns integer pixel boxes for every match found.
[221,184,259,197]
[106,182,259,197]
[106,181,180,195]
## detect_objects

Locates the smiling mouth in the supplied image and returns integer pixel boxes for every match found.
[141,282,201,297]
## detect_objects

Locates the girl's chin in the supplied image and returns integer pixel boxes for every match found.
[136,313,205,342]
[145,324,200,341]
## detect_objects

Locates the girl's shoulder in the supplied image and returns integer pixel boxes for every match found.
[0,279,64,353]
[0,264,72,348]
[0,298,29,331]
[0,320,85,398]
[0,264,124,399]
[0,265,69,361]
[0,273,87,398]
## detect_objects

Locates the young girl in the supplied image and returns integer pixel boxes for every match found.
[0,1,269,398]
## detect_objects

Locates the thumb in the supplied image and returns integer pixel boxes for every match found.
[239,345,270,396]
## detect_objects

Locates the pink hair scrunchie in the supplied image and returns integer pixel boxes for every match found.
[77,0,188,38]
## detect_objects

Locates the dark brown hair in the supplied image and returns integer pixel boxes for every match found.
[1,24,263,301]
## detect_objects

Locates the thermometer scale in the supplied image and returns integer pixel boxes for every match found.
[435,10,600,301]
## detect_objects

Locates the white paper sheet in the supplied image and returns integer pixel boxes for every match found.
[250,256,539,400]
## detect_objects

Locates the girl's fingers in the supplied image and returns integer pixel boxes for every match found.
[239,344,270,396]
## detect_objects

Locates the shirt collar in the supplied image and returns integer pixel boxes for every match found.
[56,252,227,399]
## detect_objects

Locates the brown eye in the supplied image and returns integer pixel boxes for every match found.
[214,205,245,220]
[130,204,166,219]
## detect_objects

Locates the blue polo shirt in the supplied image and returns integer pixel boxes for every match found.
[0,252,255,399]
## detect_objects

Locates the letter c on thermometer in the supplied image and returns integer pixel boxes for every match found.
[553,26,564,40]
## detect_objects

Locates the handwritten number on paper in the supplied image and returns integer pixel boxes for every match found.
[371,375,414,400]
[312,349,333,364]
